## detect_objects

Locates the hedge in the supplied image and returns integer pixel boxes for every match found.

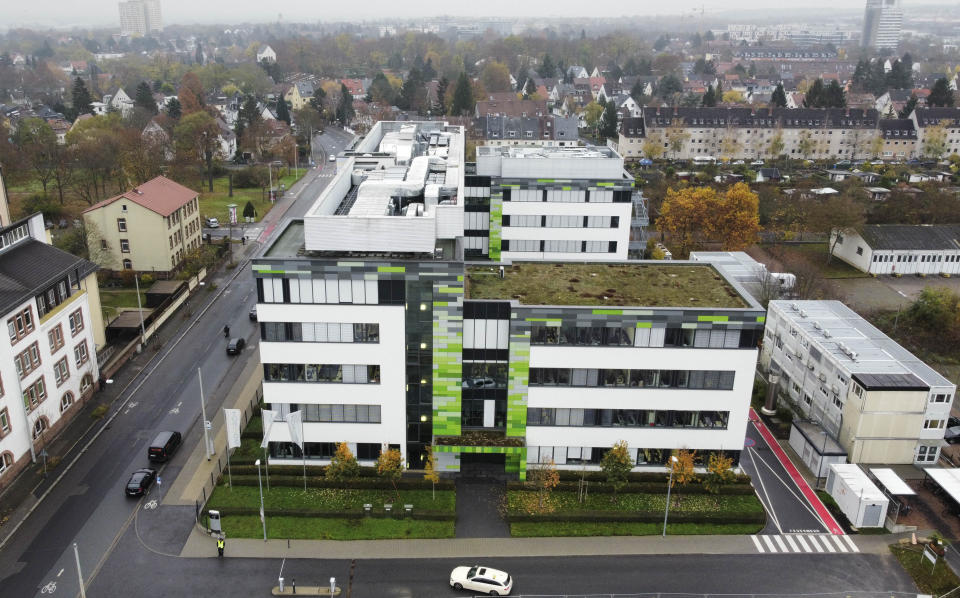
[507,510,765,525]
[507,480,754,495]
[556,470,751,485]
[208,506,454,521]
[220,475,455,491]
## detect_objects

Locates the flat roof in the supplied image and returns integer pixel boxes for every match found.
[466,262,752,308]
[829,464,887,502]
[870,468,915,496]
[769,300,954,390]
[852,372,929,391]
[926,469,960,505]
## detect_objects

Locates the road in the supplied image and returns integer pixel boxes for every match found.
[0,128,351,598]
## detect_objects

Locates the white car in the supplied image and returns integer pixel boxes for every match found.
[205,217,219,228]
[450,566,513,596]
[328,154,336,162]
[750,160,764,166]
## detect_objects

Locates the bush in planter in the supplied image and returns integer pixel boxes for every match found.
[326,442,360,481]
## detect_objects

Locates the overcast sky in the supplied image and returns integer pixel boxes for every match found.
[4,0,953,29]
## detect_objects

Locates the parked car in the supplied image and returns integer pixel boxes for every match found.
[249,306,257,321]
[948,416,960,429]
[945,426,960,444]
[148,431,182,462]
[205,217,220,228]
[450,566,513,596]
[750,160,764,166]
[226,337,245,355]
[125,468,157,497]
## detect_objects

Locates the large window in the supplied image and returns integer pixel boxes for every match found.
[74,340,89,368]
[527,408,729,429]
[48,324,65,353]
[22,377,47,413]
[528,367,735,390]
[263,364,381,384]
[53,356,70,387]
[292,404,381,423]
[0,452,12,476]
[529,323,761,350]
[0,407,10,437]
[69,309,84,336]
[14,341,41,379]
[261,322,379,343]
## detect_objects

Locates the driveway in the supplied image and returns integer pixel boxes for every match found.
[454,467,509,538]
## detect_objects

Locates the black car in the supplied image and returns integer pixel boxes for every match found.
[125,468,156,497]
[946,426,960,444]
[249,306,257,321]
[226,337,245,355]
[949,416,960,429]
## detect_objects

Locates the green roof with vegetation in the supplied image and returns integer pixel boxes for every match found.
[466,262,748,308]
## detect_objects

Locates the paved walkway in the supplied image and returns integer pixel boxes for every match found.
[180,524,910,560]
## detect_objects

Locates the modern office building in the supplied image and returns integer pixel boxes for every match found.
[760,300,954,468]
[862,0,903,50]
[0,214,103,493]
[119,0,162,36]
[254,121,762,479]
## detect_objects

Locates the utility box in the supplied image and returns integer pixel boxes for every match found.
[826,464,888,528]
[208,510,222,534]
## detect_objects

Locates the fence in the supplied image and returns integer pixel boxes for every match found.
[194,388,262,526]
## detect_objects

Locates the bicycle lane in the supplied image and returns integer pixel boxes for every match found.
[745,408,844,535]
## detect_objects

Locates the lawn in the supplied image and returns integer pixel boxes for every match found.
[890,544,960,595]
[510,521,763,537]
[198,171,305,224]
[762,243,867,279]
[99,288,148,323]
[466,262,748,308]
[219,515,454,540]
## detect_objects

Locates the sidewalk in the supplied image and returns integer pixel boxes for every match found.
[180,524,905,560]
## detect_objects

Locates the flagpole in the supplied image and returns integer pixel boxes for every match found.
[264,447,270,490]
[227,440,233,488]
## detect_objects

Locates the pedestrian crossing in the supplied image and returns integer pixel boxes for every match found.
[751,533,859,554]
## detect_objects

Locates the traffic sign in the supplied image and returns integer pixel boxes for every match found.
[204,420,212,430]
[156,476,162,485]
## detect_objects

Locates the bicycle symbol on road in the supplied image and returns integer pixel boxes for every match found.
[41,581,57,593]
[143,500,158,510]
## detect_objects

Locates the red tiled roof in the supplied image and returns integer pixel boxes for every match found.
[83,176,197,217]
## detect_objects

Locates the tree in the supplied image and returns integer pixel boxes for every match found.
[173,110,220,190]
[275,98,291,125]
[335,83,355,125]
[657,74,683,98]
[665,119,690,159]
[642,130,665,160]
[71,77,93,116]
[922,121,949,159]
[797,130,816,160]
[178,72,205,115]
[480,61,512,93]
[376,446,404,502]
[703,452,736,495]
[14,118,57,195]
[582,101,604,132]
[523,458,560,514]
[701,85,717,107]
[242,201,256,219]
[397,68,427,113]
[771,82,787,108]
[722,90,745,104]
[165,97,182,119]
[423,446,439,500]
[601,440,633,501]
[450,72,474,116]
[928,78,954,107]
[134,81,157,115]
[537,54,555,78]
[325,442,360,481]
[720,127,742,159]
[669,449,698,504]
[435,76,449,115]
[898,95,918,119]
[808,196,866,263]
[767,131,785,159]
[599,100,618,139]
[367,72,396,105]
[657,183,760,257]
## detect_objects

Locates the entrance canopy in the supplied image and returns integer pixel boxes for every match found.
[870,467,915,496]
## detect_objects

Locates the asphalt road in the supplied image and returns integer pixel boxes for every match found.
[85,545,915,598]
[740,421,828,535]
[0,129,348,598]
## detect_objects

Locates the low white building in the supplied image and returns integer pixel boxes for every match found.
[0,214,104,492]
[831,225,960,276]
[761,300,955,467]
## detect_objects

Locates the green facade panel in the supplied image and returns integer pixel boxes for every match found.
[507,329,530,438]
[432,279,463,437]
[488,192,503,261]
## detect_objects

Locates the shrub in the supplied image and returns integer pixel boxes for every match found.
[233,166,269,189]
[326,442,360,481]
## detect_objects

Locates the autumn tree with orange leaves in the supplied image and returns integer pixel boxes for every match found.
[656,182,760,258]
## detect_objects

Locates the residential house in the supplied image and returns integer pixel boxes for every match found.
[878,118,918,160]
[0,212,104,493]
[475,115,579,147]
[285,81,315,111]
[830,224,960,275]
[755,168,782,182]
[256,45,277,63]
[616,116,647,159]
[340,79,366,100]
[81,176,203,275]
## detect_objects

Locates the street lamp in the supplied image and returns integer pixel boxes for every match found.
[255,459,267,541]
[662,455,679,537]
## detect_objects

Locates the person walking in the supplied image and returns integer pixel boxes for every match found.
[217,536,224,557]
[223,324,230,338]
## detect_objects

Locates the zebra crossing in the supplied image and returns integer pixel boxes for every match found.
[751,533,859,554]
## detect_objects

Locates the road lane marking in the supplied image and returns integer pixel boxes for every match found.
[784,535,799,552]
[808,535,824,552]
[751,536,764,552]
[56,569,63,577]
[842,535,859,552]
[795,535,811,552]
[744,446,783,533]
[822,536,836,552]
[832,535,848,552]
[762,535,776,552]
[773,535,788,551]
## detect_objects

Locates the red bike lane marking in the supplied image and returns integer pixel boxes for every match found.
[749,408,844,535]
